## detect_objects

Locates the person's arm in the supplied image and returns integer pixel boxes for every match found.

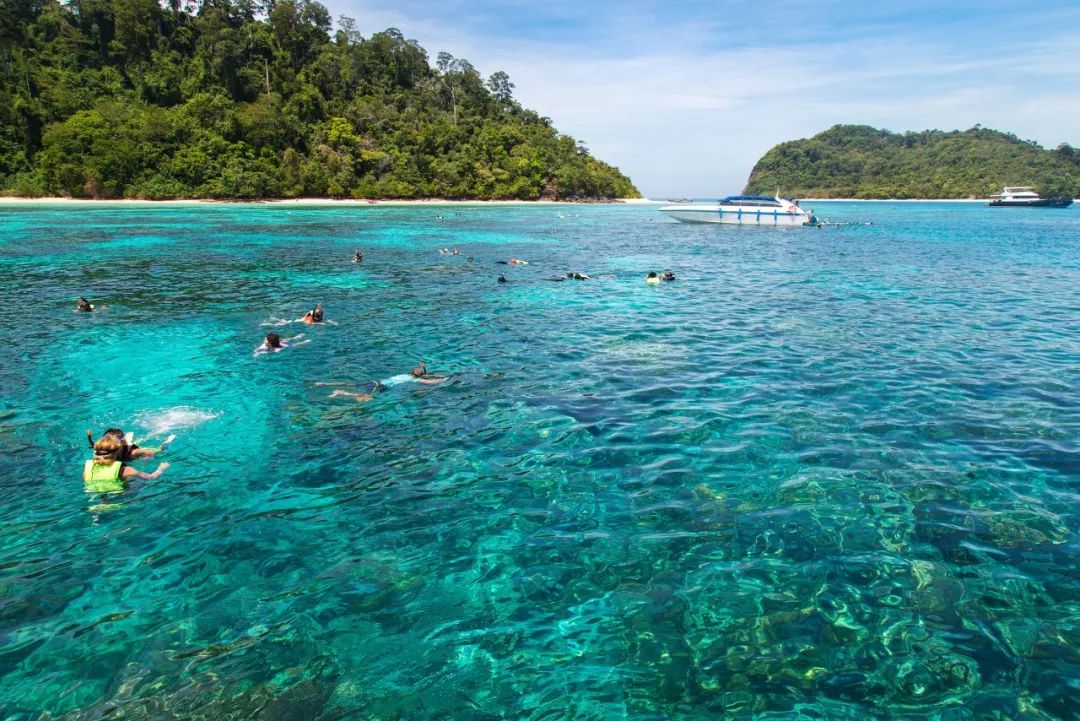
[130,435,173,459]
[416,377,448,385]
[122,462,169,480]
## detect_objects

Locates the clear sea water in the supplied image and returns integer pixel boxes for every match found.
[1,201,1078,720]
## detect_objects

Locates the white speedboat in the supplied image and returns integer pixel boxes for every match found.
[988,187,1072,208]
[659,195,816,225]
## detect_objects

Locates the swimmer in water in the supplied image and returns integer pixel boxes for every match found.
[84,435,170,483]
[498,274,507,283]
[509,258,528,266]
[353,250,363,263]
[326,362,447,401]
[302,304,325,324]
[76,296,94,312]
[661,271,675,282]
[254,332,309,356]
[645,271,660,285]
[408,362,447,384]
[88,428,175,462]
[375,362,447,387]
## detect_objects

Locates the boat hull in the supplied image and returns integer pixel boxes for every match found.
[660,205,810,225]
[989,198,1073,208]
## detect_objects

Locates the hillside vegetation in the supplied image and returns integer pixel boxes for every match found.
[745,125,1080,199]
[0,0,639,200]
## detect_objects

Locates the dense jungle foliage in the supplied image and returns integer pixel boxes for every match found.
[745,125,1080,199]
[0,0,639,199]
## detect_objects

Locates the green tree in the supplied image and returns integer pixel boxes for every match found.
[0,0,639,199]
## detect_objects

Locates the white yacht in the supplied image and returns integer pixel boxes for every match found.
[988,187,1072,208]
[659,195,816,225]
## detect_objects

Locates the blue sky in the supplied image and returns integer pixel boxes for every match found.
[323,0,1080,197]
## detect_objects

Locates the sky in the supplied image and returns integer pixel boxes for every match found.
[321,0,1080,197]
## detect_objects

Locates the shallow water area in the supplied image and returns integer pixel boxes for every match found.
[1,201,1079,719]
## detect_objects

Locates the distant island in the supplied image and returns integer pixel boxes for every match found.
[745,125,1080,200]
[0,0,638,201]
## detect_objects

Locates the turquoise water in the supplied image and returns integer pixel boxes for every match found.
[1,201,1079,719]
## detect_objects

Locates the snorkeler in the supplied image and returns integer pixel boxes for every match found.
[83,435,169,486]
[352,250,363,263]
[302,304,325,324]
[645,271,660,285]
[509,258,528,265]
[87,428,175,462]
[407,362,446,384]
[76,296,94,312]
[661,271,675,282]
[325,362,448,402]
[498,274,507,283]
[254,332,309,356]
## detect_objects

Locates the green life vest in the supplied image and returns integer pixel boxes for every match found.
[83,460,124,494]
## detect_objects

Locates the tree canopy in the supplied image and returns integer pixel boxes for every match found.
[744,125,1080,200]
[0,0,639,200]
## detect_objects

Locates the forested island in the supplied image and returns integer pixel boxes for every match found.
[745,125,1080,200]
[0,0,639,200]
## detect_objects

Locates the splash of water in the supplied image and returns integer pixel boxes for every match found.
[135,407,220,438]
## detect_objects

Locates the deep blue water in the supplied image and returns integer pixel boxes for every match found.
[0,201,1078,720]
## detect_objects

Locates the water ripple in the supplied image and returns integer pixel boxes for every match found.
[0,203,1078,719]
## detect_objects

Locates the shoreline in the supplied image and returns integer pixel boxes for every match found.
[0,196,655,207]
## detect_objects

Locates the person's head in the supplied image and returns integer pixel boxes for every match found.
[76,297,93,311]
[647,271,657,278]
[498,274,507,283]
[104,428,125,441]
[410,362,427,378]
[311,304,324,321]
[265,332,282,348]
[92,436,124,464]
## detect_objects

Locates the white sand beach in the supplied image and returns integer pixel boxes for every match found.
[0,196,657,207]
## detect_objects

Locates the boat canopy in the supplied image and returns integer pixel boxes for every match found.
[718,195,785,207]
